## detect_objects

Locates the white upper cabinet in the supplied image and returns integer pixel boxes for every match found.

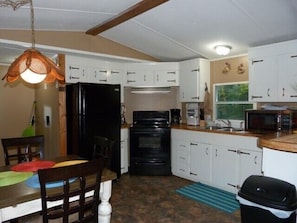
[123,62,179,87]
[124,63,154,86]
[153,62,179,87]
[65,56,88,83]
[179,58,210,102]
[249,40,297,102]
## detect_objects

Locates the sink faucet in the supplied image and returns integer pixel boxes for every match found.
[219,119,231,128]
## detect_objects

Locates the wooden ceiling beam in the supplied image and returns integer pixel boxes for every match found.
[86,0,169,35]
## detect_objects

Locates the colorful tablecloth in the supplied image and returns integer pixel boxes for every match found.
[0,171,33,187]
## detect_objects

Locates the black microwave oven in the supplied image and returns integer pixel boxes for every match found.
[245,109,297,132]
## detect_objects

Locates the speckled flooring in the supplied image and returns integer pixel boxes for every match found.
[15,174,242,223]
[110,174,241,223]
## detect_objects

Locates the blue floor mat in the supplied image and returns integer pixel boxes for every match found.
[176,182,239,213]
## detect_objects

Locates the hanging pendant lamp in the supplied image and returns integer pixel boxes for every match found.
[1,0,65,84]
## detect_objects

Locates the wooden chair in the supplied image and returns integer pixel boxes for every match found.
[93,136,114,169]
[1,135,44,166]
[38,158,104,223]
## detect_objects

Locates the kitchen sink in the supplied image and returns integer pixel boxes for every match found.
[208,126,245,133]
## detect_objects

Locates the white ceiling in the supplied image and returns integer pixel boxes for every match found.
[0,0,297,64]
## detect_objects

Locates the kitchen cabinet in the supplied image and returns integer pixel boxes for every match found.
[121,128,129,174]
[124,62,178,87]
[189,141,212,184]
[171,137,190,178]
[153,62,179,87]
[277,52,297,101]
[88,61,109,84]
[124,63,154,86]
[249,39,297,102]
[171,128,262,193]
[212,145,237,192]
[171,130,211,183]
[65,55,88,83]
[238,148,262,187]
[179,58,210,102]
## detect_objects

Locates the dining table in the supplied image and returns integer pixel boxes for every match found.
[0,155,117,223]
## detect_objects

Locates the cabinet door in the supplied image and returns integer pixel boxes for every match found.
[278,53,297,101]
[154,70,178,87]
[66,65,88,83]
[238,149,262,188]
[125,70,153,86]
[190,142,212,184]
[179,60,200,102]
[212,145,237,193]
[120,129,129,174]
[249,56,277,101]
[88,68,108,84]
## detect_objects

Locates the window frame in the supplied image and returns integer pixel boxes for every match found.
[213,81,255,121]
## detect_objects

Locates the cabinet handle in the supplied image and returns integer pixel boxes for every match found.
[70,76,80,80]
[228,149,237,153]
[251,95,263,99]
[238,150,250,155]
[180,144,186,148]
[267,88,270,97]
[252,59,264,64]
[100,70,107,73]
[190,142,198,146]
[191,96,199,100]
[227,183,237,188]
[290,95,297,97]
[282,88,285,97]
[127,72,135,75]
[179,156,186,160]
[179,168,186,172]
[156,74,159,82]
[190,172,198,176]
[144,75,146,81]
[69,66,80,70]
[291,55,297,58]
[167,71,176,74]
[127,80,136,83]
[111,71,119,74]
[205,147,209,155]
[99,79,107,82]
[191,68,199,72]
[254,156,258,165]
[167,79,176,83]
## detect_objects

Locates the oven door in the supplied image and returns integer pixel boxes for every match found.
[129,127,170,158]
[129,126,171,175]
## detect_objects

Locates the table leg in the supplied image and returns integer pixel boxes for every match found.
[99,180,112,223]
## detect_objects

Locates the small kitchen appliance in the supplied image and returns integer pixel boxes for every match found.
[170,109,181,124]
[245,109,297,132]
[186,103,199,126]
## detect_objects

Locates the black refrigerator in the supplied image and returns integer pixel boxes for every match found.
[66,82,121,178]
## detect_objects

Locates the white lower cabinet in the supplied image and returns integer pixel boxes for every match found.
[212,145,237,193]
[171,129,262,193]
[190,142,212,184]
[121,128,129,174]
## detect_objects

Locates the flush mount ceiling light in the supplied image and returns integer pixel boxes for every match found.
[215,45,232,56]
[0,0,64,84]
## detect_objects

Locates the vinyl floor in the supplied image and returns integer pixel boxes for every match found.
[110,174,241,223]
[16,174,242,223]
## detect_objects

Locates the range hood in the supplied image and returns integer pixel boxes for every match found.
[130,87,171,94]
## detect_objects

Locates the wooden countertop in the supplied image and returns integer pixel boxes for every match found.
[170,123,261,137]
[259,131,297,153]
[172,123,297,153]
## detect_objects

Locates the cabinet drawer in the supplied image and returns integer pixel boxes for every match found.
[176,163,189,175]
[177,149,189,165]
